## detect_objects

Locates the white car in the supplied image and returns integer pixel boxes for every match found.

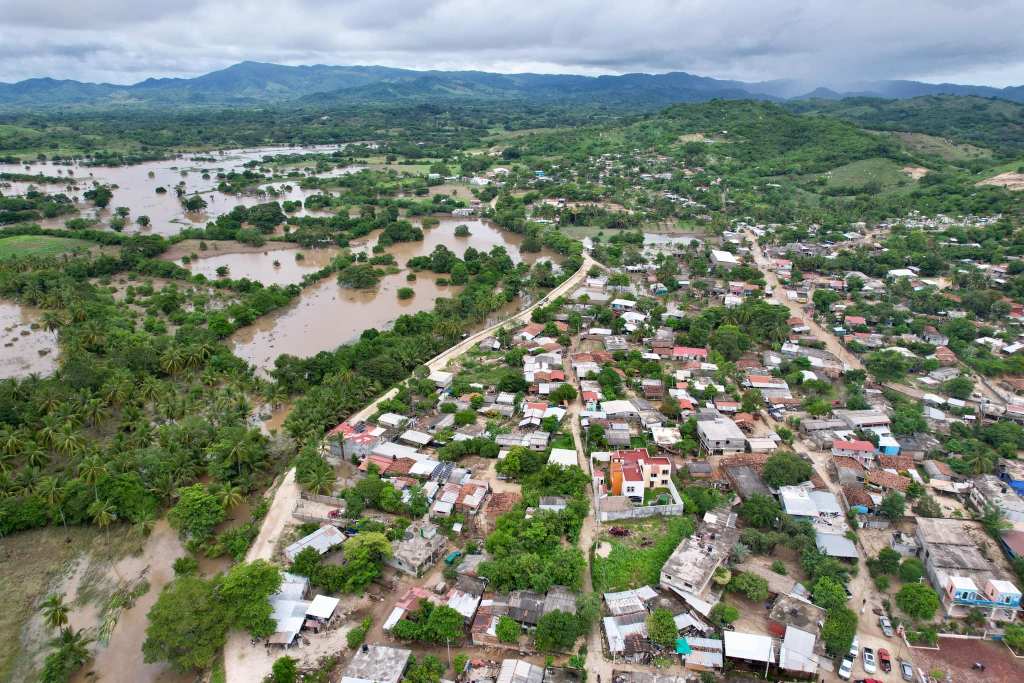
[838,656,854,680]
[862,646,877,674]
[849,636,859,659]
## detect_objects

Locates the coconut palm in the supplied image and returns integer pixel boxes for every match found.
[88,499,117,530]
[214,483,245,510]
[0,427,25,456]
[49,627,93,669]
[41,593,70,631]
[160,346,185,375]
[53,425,85,457]
[299,466,335,495]
[83,398,109,429]
[23,443,50,468]
[77,455,108,497]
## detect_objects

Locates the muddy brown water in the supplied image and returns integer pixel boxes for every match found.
[230,218,555,374]
[69,520,191,683]
[176,246,342,286]
[0,145,360,236]
[0,299,59,379]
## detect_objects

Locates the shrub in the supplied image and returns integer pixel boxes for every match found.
[271,656,297,683]
[346,617,372,649]
[397,287,415,300]
[771,560,788,575]
[896,583,940,621]
[496,615,520,644]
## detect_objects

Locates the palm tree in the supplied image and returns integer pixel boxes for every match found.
[88,499,117,530]
[38,415,63,449]
[77,456,108,498]
[41,311,66,332]
[41,593,70,631]
[83,398,108,429]
[299,467,335,495]
[23,443,50,468]
[54,425,85,457]
[978,503,1012,540]
[160,346,185,375]
[0,427,25,456]
[49,627,93,669]
[214,483,245,511]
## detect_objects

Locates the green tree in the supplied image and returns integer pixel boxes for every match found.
[709,602,739,626]
[820,606,857,656]
[899,558,924,583]
[943,376,974,400]
[167,484,225,542]
[271,656,298,683]
[534,610,579,652]
[895,583,941,621]
[1005,623,1024,653]
[740,389,764,414]
[218,560,282,637]
[143,577,230,672]
[761,451,813,487]
[496,615,521,643]
[646,608,678,649]
[879,492,906,521]
[978,503,1012,539]
[728,572,769,602]
[811,577,848,611]
[738,494,781,528]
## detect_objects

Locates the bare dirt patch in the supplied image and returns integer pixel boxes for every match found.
[911,637,1024,683]
[902,166,930,180]
[978,172,1024,191]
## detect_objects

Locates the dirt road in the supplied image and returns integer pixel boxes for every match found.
[222,255,596,683]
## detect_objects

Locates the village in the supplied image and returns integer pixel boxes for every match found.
[224,208,1024,683]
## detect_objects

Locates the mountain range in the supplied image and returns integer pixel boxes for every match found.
[2,61,1023,109]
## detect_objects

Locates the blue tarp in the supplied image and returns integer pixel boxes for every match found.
[676,638,692,655]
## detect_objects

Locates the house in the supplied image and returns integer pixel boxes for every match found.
[923,326,949,346]
[609,448,672,501]
[284,525,345,562]
[327,422,385,460]
[497,659,545,683]
[723,631,776,669]
[833,409,891,431]
[831,439,876,465]
[388,521,447,577]
[548,448,579,468]
[865,469,910,493]
[697,416,746,455]
[341,645,411,683]
[268,573,310,646]
[933,346,958,366]
[710,249,741,270]
[660,508,739,599]
[673,346,709,362]
[940,575,1021,622]
[969,475,1024,524]
[778,626,819,678]
[611,298,637,312]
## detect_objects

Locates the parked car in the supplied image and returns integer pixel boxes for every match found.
[862,647,877,674]
[879,615,894,637]
[849,636,860,659]
[855,679,884,683]
[899,659,914,681]
[838,656,854,680]
[878,648,892,673]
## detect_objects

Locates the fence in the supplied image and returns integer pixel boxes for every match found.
[595,478,686,522]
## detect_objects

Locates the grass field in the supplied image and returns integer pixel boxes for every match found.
[0,235,94,260]
[591,516,694,592]
[824,158,913,192]
[890,131,992,162]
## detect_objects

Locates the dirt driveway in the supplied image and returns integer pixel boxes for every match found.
[912,637,1024,682]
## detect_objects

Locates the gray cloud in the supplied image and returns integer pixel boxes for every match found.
[1,0,1022,86]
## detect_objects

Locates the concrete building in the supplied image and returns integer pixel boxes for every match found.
[697,416,746,455]
[969,474,1024,524]
[609,448,673,501]
[388,521,447,577]
[341,645,411,683]
[660,508,739,599]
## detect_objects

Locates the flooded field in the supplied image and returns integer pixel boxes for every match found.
[0,144,359,236]
[0,300,59,380]
[232,218,553,374]
[176,245,341,286]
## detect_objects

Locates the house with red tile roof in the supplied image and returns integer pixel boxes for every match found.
[877,454,914,472]
[844,315,867,327]
[831,439,876,465]
[866,469,911,493]
[672,346,709,361]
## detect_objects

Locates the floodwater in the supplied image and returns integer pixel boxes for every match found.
[177,246,341,286]
[70,520,191,683]
[231,218,554,374]
[0,145,361,236]
[0,300,59,379]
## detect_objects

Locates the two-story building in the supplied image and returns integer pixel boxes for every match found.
[609,448,672,502]
[697,416,746,455]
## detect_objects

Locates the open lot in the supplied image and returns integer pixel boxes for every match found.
[590,516,694,593]
[912,637,1024,683]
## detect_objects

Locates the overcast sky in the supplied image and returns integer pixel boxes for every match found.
[1,0,1022,87]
